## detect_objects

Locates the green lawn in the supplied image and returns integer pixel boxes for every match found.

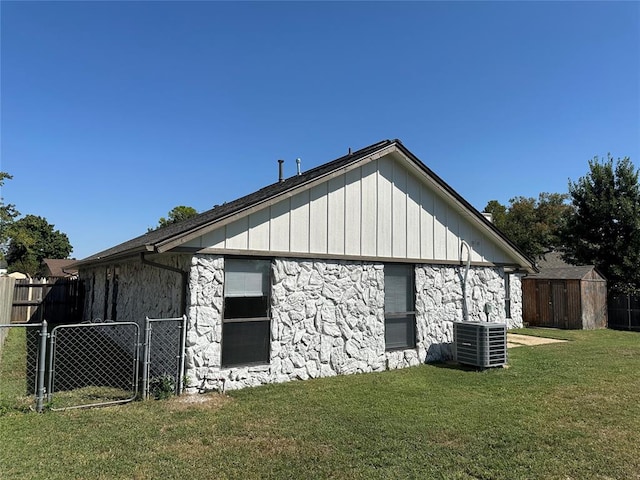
[0,326,37,413]
[1,328,639,479]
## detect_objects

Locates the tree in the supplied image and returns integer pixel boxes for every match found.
[0,172,20,258]
[149,206,198,231]
[484,200,507,227]
[561,154,640,295]
[6,215,73,276]
[484,193,571,259]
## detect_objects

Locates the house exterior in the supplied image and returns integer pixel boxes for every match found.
[73,139,535,391]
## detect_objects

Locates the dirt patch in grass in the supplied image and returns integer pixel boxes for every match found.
[507,333,568,347]
[165,392,233,412]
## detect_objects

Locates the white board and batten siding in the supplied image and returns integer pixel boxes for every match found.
[184,154,513,265]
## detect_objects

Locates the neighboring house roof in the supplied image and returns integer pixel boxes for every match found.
[527,265,605,281]
[532,251,606,281]
[536,251,571,270]
[42,258,78,277]
[73,139,536,272]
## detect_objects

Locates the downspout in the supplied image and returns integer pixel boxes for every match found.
[460,240,472,322]
[140,253,188,316]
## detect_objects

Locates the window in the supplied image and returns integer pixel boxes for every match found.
[384,264,416,350]
[222,258,271,367]
[505,273,512,319]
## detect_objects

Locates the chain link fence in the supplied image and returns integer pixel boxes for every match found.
[0,316,186,413]
[0,323,46,413]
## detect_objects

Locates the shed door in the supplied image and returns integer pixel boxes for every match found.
[551,281,568,328]
[536,282,553,327]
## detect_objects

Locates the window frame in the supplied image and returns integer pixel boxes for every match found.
[221,257,272,368]
[384,263,417,351]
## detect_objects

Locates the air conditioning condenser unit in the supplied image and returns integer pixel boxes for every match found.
[453,321,507,368]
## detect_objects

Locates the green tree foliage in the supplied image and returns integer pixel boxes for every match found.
[6,215,73,276]
[484,193,571,260]
[149,205,198,231]
[562,155,640,295]
[484,200,507,227]
[0,172,20,258]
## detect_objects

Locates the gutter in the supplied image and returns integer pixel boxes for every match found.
[140,252,189,316]
[69,247,150,270]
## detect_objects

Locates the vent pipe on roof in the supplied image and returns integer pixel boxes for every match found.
[278,159,284,182]
[296,158,301,176]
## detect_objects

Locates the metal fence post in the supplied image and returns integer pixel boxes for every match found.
[141,317,151,400]
[36,320,48,413]
[47,324,56,403]
[177,315,187,395]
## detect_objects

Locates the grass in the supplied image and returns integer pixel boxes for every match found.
[48,386,135,410]
[0,327,37,413]
[1,328,639,479]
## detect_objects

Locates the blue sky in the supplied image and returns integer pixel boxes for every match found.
[1,1,639,260]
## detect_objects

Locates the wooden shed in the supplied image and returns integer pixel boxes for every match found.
[522,266,607,329]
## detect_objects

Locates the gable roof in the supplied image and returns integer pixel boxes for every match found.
[526,265,605,281]
[73,139,536,272]
[531,251,606,280]
[42,258,78,277]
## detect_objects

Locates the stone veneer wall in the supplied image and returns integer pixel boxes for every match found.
[386,265,522,370]
[79,254,188,325]
[269,259,386,382]
[185,256,386,392]
[186,255,225,390]
[185,255,522,392]
[508,274,524,330]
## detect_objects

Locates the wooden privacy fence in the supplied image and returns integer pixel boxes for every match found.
[11,277,84,324]
[0,276,17,354]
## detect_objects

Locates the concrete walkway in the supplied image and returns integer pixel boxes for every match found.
[507,333,567,349]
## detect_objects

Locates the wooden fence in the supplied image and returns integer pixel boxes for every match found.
[608,294,640,331]
[11,277,84,324]
[0,277,16,353]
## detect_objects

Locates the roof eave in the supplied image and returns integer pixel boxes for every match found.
[392,142,537,273]
[70,244,155,269]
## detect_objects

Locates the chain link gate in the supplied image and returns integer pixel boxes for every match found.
[47,321,140,410]
[142,316,187,399]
